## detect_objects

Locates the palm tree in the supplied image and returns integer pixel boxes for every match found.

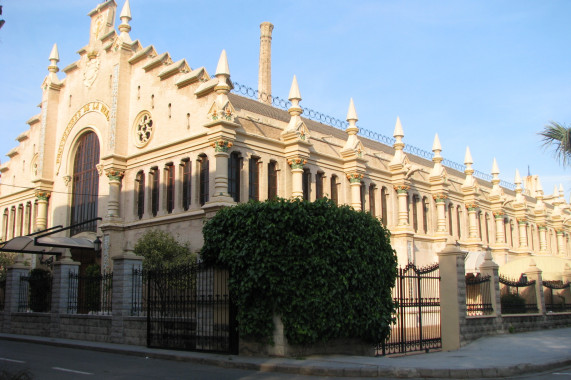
[539,121,571,166]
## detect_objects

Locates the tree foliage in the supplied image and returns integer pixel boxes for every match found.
[0,252,16,280]
[539,121,571,166]
[133,230,196,270]
[201,198,397,346]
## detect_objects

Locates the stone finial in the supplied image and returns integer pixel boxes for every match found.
[48,43,59,74]
[118,0,132,42]
[283,75,308,140]
[490,158,501,194]
[559,184,565,199]
[393,116,404,139]
[432,133,442,155]
[514,169,524,202]
[514,169,522,185]
[215,49,230,77]
[430,133,445,179]
[464,146,473,166]
[342,98,363,154]
[288,75,301,102]
[463,146,476,187]
[390,117,406,167]
[346,98,358,133]
[491,158,500,176]
[214,49,231,97]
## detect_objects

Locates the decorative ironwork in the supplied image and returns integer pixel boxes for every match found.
[499,274,538,314]
[377,262,441,356]
[466,274,493,316]
[131,267,147,316]
[0,279,5,311]
[18,272,52,313]
[146,263,238,354]
[543,281,571,313]
[68,271,113,314]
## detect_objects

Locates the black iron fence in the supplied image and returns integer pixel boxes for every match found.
[466,274,494,316]
[146,263,238,354]
[377,262,441,356]
[131,267,146,316]
[499,274,538,314]
[0,278,6,310]
[18,271,52,312]
[543,280,571,313]
[68,271,113,314]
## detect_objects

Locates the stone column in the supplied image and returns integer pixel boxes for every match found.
[105,169,124,219]
[556,230,566,256]
[288,158,306,198]
[34,190,50,232]
[479,248,501,315]
[524,260,545,314]
[212,140,233,200]
[538,225,548,253]
[111,250,144,344]
[493,212,505,244]
[517,219,529,250]
[395,185,410,226]
[347,173,363,211]
[433,194,448,234]
[466,203,479,240]
[437,243,466,351]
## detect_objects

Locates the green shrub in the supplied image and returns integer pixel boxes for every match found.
[501,292,526,314]
[133,230,196,270]
[201,198,397,346]
[28,268,51,312]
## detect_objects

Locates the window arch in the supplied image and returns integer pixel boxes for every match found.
[70,131,100,235]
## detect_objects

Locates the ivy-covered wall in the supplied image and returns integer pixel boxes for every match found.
[201,198,397,346]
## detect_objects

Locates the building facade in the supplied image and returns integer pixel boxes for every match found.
[1,0,570,277]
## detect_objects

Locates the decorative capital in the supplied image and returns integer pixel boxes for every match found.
[394,184,410,194]
[105,169,125,182]
[538,224,547,231]
[517,218,528,225]
[96,163,104,176]
[493,211,505,220]
[211,139,233,153]
[465,203,478,212]
[35,190,51,201]
[346,173,364,183]
[433,193,448,203]
[556,229,564,236]
[287,157,307,170]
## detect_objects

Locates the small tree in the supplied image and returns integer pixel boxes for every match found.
[133,230,196,270]
[0,252,16,281]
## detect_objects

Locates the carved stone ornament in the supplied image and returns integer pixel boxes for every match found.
[83,54,100,88]
[211,140,233,153]
[394,185,410,194]
[96,163,104,176]
[346,173,364,183]
[35,190,51,201]
[105,169,125,181]
[63,175,72,187]
[134,111,154,148]
[287,157,307,170]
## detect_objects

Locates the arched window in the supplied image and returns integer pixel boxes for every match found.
[369,184,376,216]
[381,187,388,225]
[181,159,191,211]
[316,172,324,200]
[268,160,278,200]
[70,131,100,235]
[165,163,175,214]
[360,182,366,211]
[422,196,429,234]
[330,175,338,205]
[199,154,209,206]
[477,211,482,240]
[448,203,454,236]
[456,205,462,238]
[228,152,241,202]
[25,202,32,236]
[412,194,419,233]
[2,208,8,241]
[485,213,490,244]
[302,168,311,201]
[135,171,145,219]
[249,156,260,201]
[150,167,159,217]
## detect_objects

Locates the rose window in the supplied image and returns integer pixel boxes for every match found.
[134,112,153,147]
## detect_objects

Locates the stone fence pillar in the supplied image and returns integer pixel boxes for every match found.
[111,251,144,344]
[51,254,80,314]
[2,264,30,332]
[437,243,466,351]
[479,249,501,315]
[524,260,545,314]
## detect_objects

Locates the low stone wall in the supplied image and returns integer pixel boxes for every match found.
[59,314,112,342]
[8,313,52,337]
[123,316,146,346]
[462,312,571,345]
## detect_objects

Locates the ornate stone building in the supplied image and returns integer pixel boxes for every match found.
[0,0,569,277]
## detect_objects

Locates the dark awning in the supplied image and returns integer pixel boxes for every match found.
[0,236,65,255]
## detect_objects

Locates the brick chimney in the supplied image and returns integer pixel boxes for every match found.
[258,22,274,105]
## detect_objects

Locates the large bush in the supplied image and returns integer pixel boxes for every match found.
[201,198,397,346]
[133,230,196,270]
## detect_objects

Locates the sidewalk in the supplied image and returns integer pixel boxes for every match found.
[1,328,571,378]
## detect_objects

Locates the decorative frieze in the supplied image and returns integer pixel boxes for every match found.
[212,139,233,153]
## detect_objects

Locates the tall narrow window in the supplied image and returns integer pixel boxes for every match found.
[228,152,241,202]
[302,168,311,201]
[448,203,454,236]
[268,160,278,200]
[369,184,376,216]
[151,167,159,217]
[381,187,388,225]
[25,202,31,236]
[166,163,175,214]
[199,155,209,206]
[70,131,100,235]
[485,213,490,244]
[503,218,509,245]
[422,196,429,234]
[477,211,482,239]
[136,171,145,219]
[412,195,419,232]
[456,206,462,238]
[182,159,191,211]
[360,182,366,211]
[249,157,260,201]
[2,209,8,241]
[330,175,338,205]
[316,172,324,200]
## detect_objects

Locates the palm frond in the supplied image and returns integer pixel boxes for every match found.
[538,121,571,166]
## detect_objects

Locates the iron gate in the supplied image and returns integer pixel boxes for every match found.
[378,262,441,355]
[146,263,238,354]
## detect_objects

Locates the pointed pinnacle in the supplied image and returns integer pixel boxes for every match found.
[393,117,404,138]
[514,169,521,184]
[215,49,230,76]
[432,134,441,152]
[288,75,301,101]
[346,98,358,122]
[49,43,59,62]
[464,146,473,165]
[120,0,132,20]
[491,158,500,175]
[536,177,543,192]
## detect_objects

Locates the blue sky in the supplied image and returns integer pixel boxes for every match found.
[0,0,570,197]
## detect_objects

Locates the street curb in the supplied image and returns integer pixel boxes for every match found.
[1,334,570,378]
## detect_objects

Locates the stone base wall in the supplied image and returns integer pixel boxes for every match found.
[9,313,52,337]
[462,313,571,345]
[123,317,146,346]
[59,315,112,342]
